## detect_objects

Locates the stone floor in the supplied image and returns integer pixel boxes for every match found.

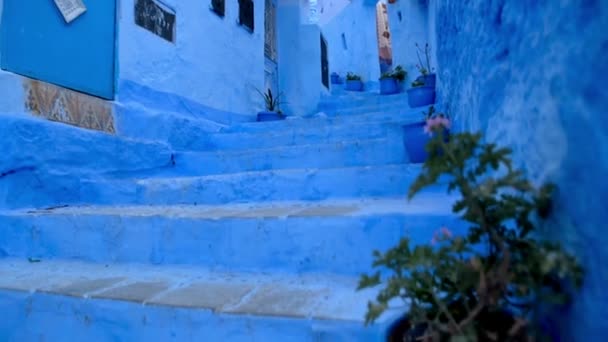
[0,258,397,323]
[12,194,456,219]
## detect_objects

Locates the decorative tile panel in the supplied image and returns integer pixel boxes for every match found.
[23,79,115,134]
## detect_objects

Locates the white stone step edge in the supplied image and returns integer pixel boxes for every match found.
[0,258,406,324]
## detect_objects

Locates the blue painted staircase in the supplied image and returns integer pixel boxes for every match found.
[0,92,461,341]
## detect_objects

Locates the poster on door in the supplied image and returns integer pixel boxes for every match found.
[54,0,87,23]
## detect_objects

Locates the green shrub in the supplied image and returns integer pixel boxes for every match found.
[359,130,583,341]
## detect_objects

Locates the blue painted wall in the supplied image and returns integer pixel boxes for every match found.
[0,0,325,121]
[320,1,380,85]
[385,0,429,82]
[0,71,24,114]
[432,0,608,339]
[277,0,327,117]
[117,0,266,116]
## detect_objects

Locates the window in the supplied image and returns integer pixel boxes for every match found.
[134,0,176,43]
[211,0,225,17]
[238,0,254,32]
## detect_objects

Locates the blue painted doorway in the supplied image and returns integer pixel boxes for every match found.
[1,1,117,99]
[264,0,279,96]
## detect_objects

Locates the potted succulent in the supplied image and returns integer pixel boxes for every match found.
[379,65,407,95]
[344,72,364,91]
[359,130,583,342]
[331,72,342,84]
[402,106,450,163]
[256,88,285,122]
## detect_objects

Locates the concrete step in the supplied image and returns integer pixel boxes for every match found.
[183,121,404,152]
[0,114,174,209]
[322,103,424,117]
[0,258,403,341]
[114,104,228,145]
[118,80,253,126]
[128,164,422,205]
[173,138,406,176]
[224,106,427,134]
[0,195,465,275]
[321,105,410,117]
[318,100,411,117]
[0,114,173,175]
[318,92,409,111]
[5,163,427,209]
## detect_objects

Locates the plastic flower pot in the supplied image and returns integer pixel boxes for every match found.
[379,78,399,95]
[407,86,436,108]
[403,121,429,163]
[257,111,285,122]
[345,80,364,91]
[331,73,342,84]
[403,121,449,163]
[421,73,436,88]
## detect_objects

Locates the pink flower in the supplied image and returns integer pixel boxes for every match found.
[440,227,453,238]
[431,227,453,245]
[424,115,451,135]
[439,117,452,129]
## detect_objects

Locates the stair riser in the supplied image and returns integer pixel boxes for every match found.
[174,140,405,176]
[134,165,419,205]
[0,213,467,275]
[3,165,423,209]
[318,94,409,110]
[227,110,424,134]
[319,102,410,116]
[0,115,172,176]
[0,291,385,342]
[114,106,226,144]
[184,123,401,151]
[324,105,416,117]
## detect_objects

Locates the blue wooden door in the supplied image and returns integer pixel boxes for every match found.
[264,0,278,95]
[1,1,117,99]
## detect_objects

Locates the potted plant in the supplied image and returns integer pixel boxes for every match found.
[403,106,450,163]
[345,72,364,91]
[407,44,436,107]
[359,130,584,341]
[407,79,436,108]
[331,72,342,84]
[379,65,407,95]
[256,88,285,122]
[414,43,436,88]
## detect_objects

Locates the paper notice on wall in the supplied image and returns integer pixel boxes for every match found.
[54,0,87,23]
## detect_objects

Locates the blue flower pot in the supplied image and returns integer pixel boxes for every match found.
[331,73,342,84]
[421,74,436,88]
[407,86,436,108]
[379,78,399,95]
[403,121,430,163]
[403,121,449,163]
[345,80,364,91]
[257,111,285,122]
